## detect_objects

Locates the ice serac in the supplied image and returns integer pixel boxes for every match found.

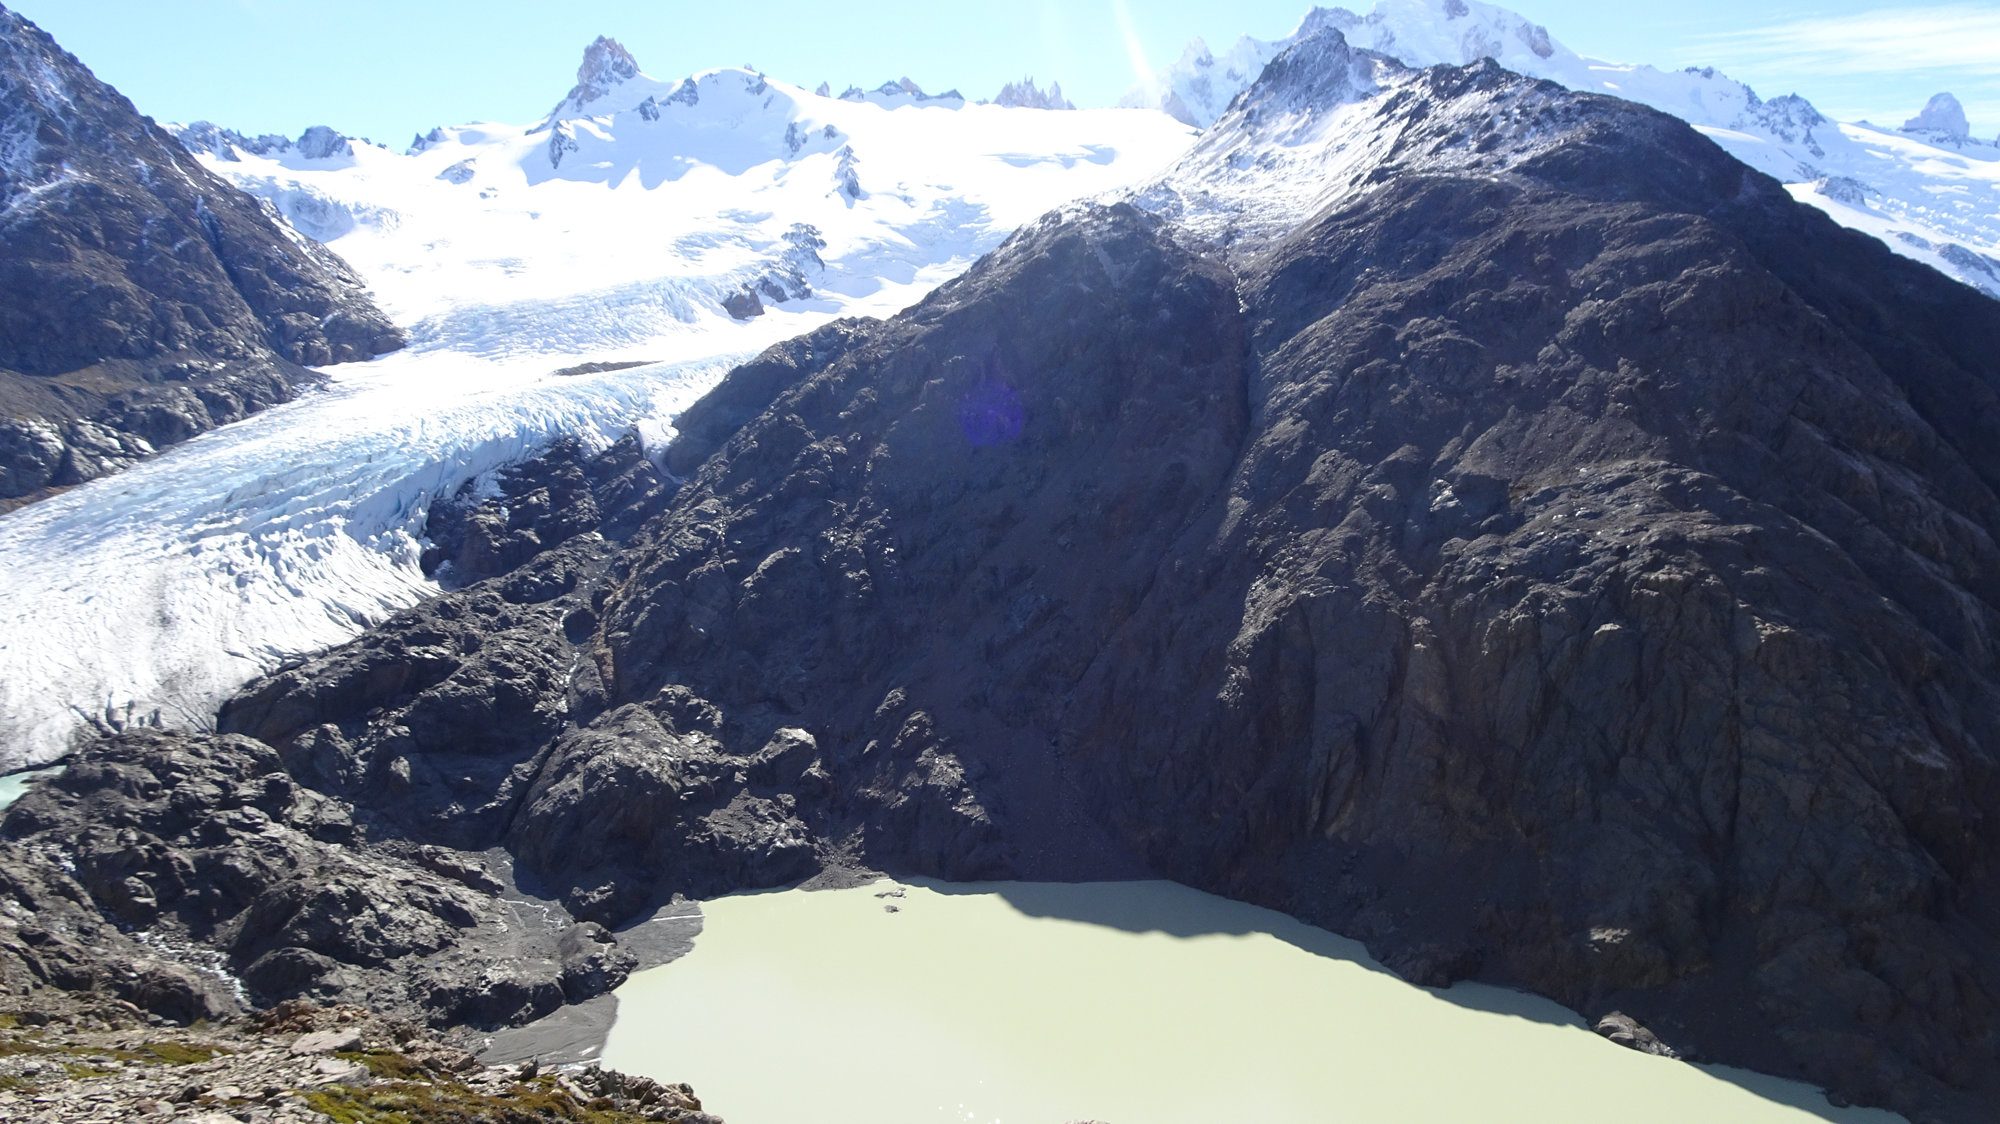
[1903,92,1972,141]
[0,3,403,501]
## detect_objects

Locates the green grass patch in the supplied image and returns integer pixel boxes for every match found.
[137,1041,223,1065]
[335,1049,431,1081]
[62,1061,116,1079]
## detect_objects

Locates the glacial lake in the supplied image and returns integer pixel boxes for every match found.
[600,879,1903,1124]
[0,765,61,813]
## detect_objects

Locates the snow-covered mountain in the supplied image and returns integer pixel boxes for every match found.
[1125,0,2000,299]
[173,38,1191,363]
[0,36,1193,771]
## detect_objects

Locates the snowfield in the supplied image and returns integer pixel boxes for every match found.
[0,52,1194,771]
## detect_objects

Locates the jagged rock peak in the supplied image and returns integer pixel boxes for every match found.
[578,35,640,93]
[408,125,447,153]
[1233,24,1376,118]
[294,124,352,160]
[1903,92,1970,139]
[551,35,641,117]
[994,76,1075,110]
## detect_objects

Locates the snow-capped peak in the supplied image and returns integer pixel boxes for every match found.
[837,78,966,108]
[548,36,644,120]
[1122,0,1559,128]
[1313,0,1557,74]
[1129,0,2000,303]
[1902,93,1971,141]
[1120,33,1282,127]
[1230,21,1378,125]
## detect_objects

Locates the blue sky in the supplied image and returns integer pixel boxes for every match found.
[10,0,1997,143]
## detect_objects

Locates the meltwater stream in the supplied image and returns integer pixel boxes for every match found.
[602,880,1904,1124]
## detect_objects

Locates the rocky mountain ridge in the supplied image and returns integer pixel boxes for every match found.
[0,3,402,502]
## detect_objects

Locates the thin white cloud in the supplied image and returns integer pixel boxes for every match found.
[1694,5,2000,75]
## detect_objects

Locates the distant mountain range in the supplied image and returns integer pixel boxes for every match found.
[1121,0,2000,299]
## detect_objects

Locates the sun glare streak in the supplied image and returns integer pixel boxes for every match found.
[1111,0,1156,92]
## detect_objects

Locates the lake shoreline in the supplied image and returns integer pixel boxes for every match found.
[594,878,1904,1124]
[473,862,889,1067]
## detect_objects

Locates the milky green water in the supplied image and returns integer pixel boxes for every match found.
[600,879,1903,1124]
[0,765,60,812]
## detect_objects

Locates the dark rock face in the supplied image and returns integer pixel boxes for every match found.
[420,434,668,585]
[1083,167,2000,1118]
[0,5,403,500]
[0,731,624,1029]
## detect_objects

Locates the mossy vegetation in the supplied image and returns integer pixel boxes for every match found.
[335,1048,430,1081]
[61,1061,116,1079]
[0,1031,222,1069]
[136,1041,223,1065]
[298,1076,663,1124]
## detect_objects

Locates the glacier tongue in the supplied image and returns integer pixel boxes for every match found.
[0,350,739,769]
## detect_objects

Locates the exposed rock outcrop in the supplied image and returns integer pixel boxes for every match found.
[0,730,638,1030]
[0,5,403,502]
[420,434,669,586]
[0,1000,718,1123]
[547,36,643,120]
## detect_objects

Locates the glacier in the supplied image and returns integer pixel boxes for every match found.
[0,45,1195,771]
